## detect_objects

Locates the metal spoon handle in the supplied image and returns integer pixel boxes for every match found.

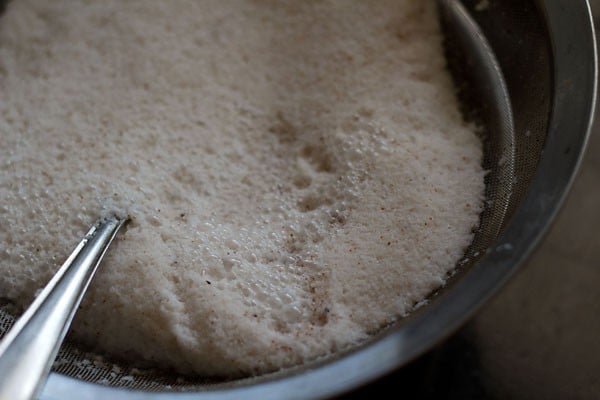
[0,215,127,400]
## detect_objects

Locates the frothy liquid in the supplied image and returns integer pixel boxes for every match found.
[0,0,484,377]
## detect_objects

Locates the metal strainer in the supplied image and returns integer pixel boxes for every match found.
[0,0,596,399]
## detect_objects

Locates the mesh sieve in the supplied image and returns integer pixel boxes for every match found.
[0,0,595,398]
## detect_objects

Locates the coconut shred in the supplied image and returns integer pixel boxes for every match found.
[0,0,484,377]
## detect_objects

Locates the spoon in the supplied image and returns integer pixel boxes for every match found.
[0,215,128,400]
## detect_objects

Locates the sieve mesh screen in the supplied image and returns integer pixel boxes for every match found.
[0,0,552,392]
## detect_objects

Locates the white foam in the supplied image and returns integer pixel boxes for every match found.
[0,0,485,377]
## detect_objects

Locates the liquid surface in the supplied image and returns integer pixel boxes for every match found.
[0,0,484,377]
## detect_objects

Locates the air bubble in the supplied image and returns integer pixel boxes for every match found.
[283,306,302,322]
[280,292,294,304]
[198,222,214,232]
[147,215,161,226]
[221,257,239,271]
[225,239,240,250]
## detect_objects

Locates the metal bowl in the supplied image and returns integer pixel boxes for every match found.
[1,0,595,399]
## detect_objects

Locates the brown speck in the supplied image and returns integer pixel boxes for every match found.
[180,213,186,218]
[206,280,211,285]
[387,242,391,246]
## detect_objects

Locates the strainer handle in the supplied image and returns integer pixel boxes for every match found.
[0,215,127,400]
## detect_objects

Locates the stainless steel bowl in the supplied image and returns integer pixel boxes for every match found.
[0,0,595,399]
